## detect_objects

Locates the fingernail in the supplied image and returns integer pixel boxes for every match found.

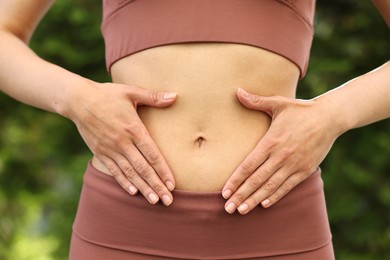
[239,88,258,102]
[238,203,249,214]
[222,189,232,199]
[261,199,271,208]
[238,88,248,97]
[162,195,172,206]
[129,186,138,195]
[225,202,236,214]
[166,181,175,191]
[163,92,177,100]
[148,193,159,204]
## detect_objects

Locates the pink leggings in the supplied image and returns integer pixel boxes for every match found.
[69,162,334,259]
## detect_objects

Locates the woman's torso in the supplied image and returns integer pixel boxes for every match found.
[92,42,300,191]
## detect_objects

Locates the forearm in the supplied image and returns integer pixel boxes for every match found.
[314,61,390,135]
[0,29,92,119]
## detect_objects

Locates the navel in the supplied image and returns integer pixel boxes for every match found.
[194,136,206,148]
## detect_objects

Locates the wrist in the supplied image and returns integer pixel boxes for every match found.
[311,93,353,138]
[55,75,97,121]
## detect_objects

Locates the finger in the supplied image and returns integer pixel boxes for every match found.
[115,153,166,205]
[261,167,321,208]
[128,86,177,108]
[124,145,173,206]
[224,160,281,214]
[235,168,289,215]
[131,123,176,191]
[222,142,269,200]
[98,155,139,195]
[236,88,288,116]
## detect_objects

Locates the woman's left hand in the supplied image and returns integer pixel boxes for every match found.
[222,88,343,215]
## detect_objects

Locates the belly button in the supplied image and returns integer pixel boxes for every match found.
[194,136,206,148]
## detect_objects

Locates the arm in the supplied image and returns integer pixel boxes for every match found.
[0,0,176,206]
[316,62,390,131]
[222,3,390,214]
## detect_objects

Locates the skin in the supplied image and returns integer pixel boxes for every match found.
[98,41,299,194]
[222,62,390,214]
[0,0,177,206]
[0,0,389,216]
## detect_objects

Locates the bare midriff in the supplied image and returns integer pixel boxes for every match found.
[91,43,300,191]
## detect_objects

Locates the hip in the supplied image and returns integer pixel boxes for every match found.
[71,161,333,259]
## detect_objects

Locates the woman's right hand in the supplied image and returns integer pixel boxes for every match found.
[66,81,177,206]
[0,0,177,206]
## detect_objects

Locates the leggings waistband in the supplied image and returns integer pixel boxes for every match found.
[72,161,332,259]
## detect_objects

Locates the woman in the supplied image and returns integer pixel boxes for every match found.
[0,0,389,259]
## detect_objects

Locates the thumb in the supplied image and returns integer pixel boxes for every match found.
[237,88,285,116]
[131,87,177,107]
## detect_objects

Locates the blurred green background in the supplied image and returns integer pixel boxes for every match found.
[0,0,389,259]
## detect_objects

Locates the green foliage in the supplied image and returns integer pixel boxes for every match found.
[0,0,389,259]
[300,1,390,259]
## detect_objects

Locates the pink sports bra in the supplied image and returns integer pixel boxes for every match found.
[102,0,316,79]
